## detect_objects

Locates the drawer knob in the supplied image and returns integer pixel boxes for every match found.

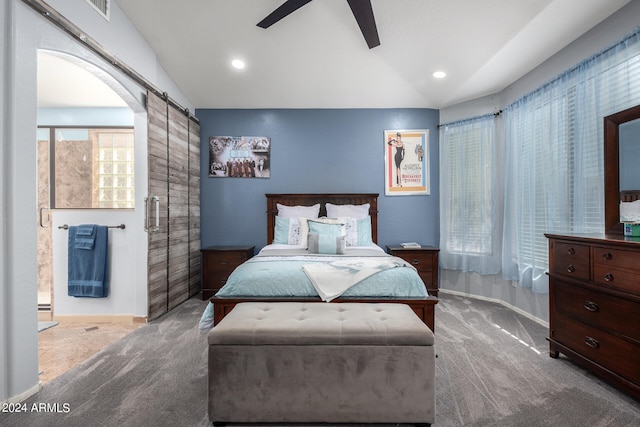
[583,301,599,312]
[411,259,420,265]
[567,247,575,255]
[566,265,575,273]
[584,336,599,349]
[602,252,612,260]
[604,273,614,282]
[220,259,228,265]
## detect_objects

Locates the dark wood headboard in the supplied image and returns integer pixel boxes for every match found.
[266,193,379,244]
[620,190,640,202]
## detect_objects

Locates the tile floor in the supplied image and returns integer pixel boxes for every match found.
[38,319,143,383]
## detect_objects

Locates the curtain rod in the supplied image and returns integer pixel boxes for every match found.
[438,110,502,129]
[21,0,199,124]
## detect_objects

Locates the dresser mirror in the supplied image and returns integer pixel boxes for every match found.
[604,104,640,234]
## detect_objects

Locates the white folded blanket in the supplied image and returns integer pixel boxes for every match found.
[302,258,410,302]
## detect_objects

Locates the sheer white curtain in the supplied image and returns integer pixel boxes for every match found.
[439,114,502,274]
[502,27,640,292]
[440,28,640,293]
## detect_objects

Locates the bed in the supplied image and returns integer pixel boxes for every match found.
[209,193,438,331]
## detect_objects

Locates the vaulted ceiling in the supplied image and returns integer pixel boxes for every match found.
[39,0,632,109]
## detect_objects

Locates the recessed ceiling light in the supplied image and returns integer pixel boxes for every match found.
[433,71,446,79]
[231,59,245,69]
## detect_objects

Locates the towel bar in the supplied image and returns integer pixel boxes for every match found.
[58,224,126,230]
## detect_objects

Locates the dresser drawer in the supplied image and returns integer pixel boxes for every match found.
[593,246,640,271]
[554,281,640,339]
[592,265,640,296]
[554,313,640,384]
[549,241,590,280]
[592,247,640,296]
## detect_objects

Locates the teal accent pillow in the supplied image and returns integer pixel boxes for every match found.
[308,220,344,237]
[308,232,346,255]
[355,217,373,246]
[273,216,291,244]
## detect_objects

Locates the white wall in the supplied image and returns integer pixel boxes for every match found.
[1,0,12,404]
[38,107,147,317]
[439,0,640,323]
[1,0,193,402]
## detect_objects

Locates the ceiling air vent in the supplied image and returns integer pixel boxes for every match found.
[86,0,110,21]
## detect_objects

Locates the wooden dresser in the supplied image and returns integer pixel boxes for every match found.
[200,246,255,300]
[546,233,640,400]
[386,245,440,297]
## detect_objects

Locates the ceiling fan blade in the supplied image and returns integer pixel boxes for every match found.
[346,0,380,49]
[257,0,313,28]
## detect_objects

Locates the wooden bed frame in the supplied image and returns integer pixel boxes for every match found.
[620,190,640,202]
[210,193,438,331]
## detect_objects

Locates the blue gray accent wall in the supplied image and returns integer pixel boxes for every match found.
[195,108,440,251]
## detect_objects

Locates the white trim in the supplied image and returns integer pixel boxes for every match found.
[438,289,549,328]
[3,382,42,404]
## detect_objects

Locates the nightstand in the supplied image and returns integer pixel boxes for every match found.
[386,245,440,297]
[200,246,255,300]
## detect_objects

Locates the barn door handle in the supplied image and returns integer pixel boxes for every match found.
[144,195,160,234]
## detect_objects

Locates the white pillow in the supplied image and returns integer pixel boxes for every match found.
[277,203,320,218]
[340,216,374,246]
[326,203,370,219]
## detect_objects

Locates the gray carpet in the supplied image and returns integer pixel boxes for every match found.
[2,293,639,426]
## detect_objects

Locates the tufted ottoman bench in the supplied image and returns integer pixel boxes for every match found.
[208,302,435,426]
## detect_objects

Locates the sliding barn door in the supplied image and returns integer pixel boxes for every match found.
[188,119,201,298]
[146,91,201,320]
[147,92,169,320]
[167,107,190,310]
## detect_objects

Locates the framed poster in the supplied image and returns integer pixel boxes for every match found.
[384,129,429,195]
[209,136,270,178]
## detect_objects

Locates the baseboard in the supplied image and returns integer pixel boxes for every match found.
[3,382,42,404]
[52,314,147,324]
[438,289,549,328]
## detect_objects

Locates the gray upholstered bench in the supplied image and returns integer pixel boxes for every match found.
[208,302,435,426]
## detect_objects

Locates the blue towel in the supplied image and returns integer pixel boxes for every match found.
[75,224,97,250]
[68,225,109,298]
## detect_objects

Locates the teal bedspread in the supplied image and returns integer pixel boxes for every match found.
[215,246,428,299]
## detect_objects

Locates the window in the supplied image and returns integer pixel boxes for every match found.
[38,126,135,209]
[440,114,501,274]
[441,28,640,293]
[502,28,640,292]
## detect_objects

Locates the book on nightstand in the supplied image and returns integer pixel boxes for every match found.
[400,242,422,248]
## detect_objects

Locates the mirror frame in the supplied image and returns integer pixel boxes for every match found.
[604,104,640,234]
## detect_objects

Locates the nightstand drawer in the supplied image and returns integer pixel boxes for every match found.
[204,251,248,274]
[201,246,254,300]
[386,245,439,295]
[398,251,435,271]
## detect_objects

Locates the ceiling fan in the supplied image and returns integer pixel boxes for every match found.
[257,0,380,49]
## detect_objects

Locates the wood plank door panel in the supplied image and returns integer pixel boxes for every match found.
[146,92,169,321]
[167,107,190,310]
[188,120,201,297]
